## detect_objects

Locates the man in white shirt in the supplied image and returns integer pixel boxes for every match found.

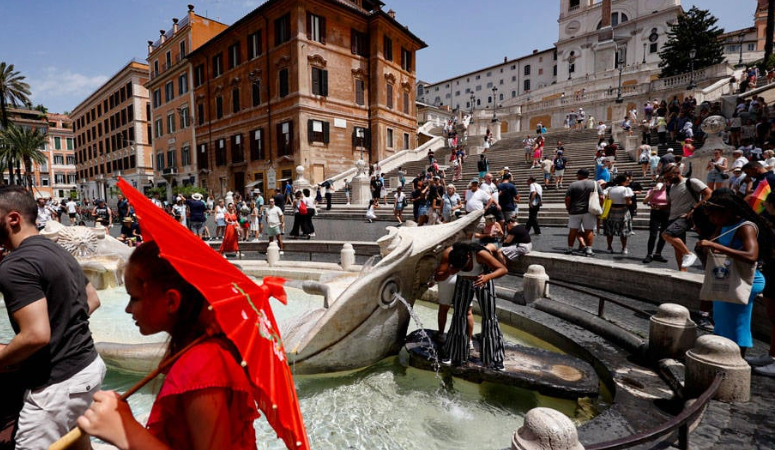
[263,197,285,252]
[526,176,542,234]
[732,148,749,171]
[36,197,56,230]
[465,178,495,213]
[65,198,78,225]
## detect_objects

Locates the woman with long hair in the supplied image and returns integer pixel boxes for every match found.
[77,241,260,449]
[697,189,772,355]
[218,203,240,255]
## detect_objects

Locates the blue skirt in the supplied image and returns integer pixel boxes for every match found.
[713,270,765,348]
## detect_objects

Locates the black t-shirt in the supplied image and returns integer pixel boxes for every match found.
[0,235,97,389]
[116,199,129,218]
[659,153,675,167]
[273,193,285,209]
[497,182,519,212]
[186,199,207,222]
[505,225,531,245]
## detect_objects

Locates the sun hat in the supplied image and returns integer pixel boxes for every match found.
[192,192,203,201]
[667,148,674,153]
[122,216,133,223]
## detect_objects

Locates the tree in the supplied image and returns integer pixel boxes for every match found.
[658,6,724,78]
[0,62,32,185]
[0,124,47,190]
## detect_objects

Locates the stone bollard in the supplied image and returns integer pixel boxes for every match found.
[519,265,550,306]
[648,303,697,360]
[685,335,750,402]
[341,243,355,270]
[512,407,584,450]
[266,241,280,267]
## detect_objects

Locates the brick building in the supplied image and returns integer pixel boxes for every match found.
[71,60,154,203]
[188,0,425,197]
[145,5,228,196]
[0,108,61,196]
[42,112,77,200]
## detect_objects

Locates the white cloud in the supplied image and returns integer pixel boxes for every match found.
[27,67,109,111]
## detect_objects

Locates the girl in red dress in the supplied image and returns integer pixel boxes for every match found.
[76,241,259,450]
[219,203,240,255]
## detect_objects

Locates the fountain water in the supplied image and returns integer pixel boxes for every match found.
[392,292,442,379]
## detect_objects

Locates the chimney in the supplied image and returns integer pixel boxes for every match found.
[188,4,195,12]
[147,40,154,54]
[601,0,612,28]
[172,18,179,34]
[159,30,166,44]
[387,9,396,19]
[504,56,508,63]
[533,49,538,54]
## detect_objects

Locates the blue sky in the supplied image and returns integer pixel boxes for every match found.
[0,0,756,114]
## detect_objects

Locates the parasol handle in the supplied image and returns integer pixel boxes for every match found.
[48,335,210,450]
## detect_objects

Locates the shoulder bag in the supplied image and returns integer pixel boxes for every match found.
[600,192,613,220]
[699,221,757,304]
[587,181,603,216]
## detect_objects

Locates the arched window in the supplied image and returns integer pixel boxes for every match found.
[597,12,630,29]
[511,90,516,97]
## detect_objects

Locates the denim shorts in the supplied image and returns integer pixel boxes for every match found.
[706,170,726,184]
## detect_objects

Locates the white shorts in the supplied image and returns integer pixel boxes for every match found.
[438,275,458,306]
[554,169,565,177]
[568,213,597,231]
[502,243,532,260]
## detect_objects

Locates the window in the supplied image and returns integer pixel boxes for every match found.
[228,42,241,69]
[386,84,393,109]
[165,81,174,102]
[524,65,531,76]
[127,104,134,122]
[524,79,531,91]
[569,0,580,10]
[167,149,176,168]
[248,31,262,59]
[487,71,492,77]
[197,103,205,125]
[351,29,368,57]
[216,138,227,166]
[198,143,209,170]
[178,73,188,96]
[181,145,191,166]
[553,65,557,76]
[154,118,163,138]
[252,80,261,106]
[353,127,369,148]
[232,88,240,113]
[650,43,658,53]
[54,154,64,164]
[487,82,493,88]
[538,68,544,75]
[153,89,162,108]
[307,13,326,43]
[311,67,328,96]
[355,79,365,105]
[250,128,264,160]
[403,92,410,114]
[216,96,223,119]
[231,134,244,163]
[167,114,176,134]
[748,43,756,51]
[475,85,482,91]
[401,48,412,71]
[194,64,205,87]
[180,106,190,128]
[512,75,517,82]
[165,51,172,69]
[40,176,49,186]
[308,119,329,144]
[66,138,74,150]
[487,96,492,104]
[277,121,293,156]
[511,90,516,98]
[275,14,291,46]
[54,137,62,149]
[383,35,393,61]
[212,53,223,77]
[386,128,394,148]
[279,68,289,97]
[403,133,409,150]
[156,152,165,170]
[67,174,76,183]
[179,40,186,58]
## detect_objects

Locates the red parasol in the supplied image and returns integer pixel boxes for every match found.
[117,178,309,450]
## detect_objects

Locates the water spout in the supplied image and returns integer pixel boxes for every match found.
[392,292,442,380]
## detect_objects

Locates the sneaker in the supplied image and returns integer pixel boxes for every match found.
[565,247,574,255]
[606,248,614,254]
[745,354,775,367]
[469,340,475,351]
[681,252,698,268]
[622,248,629,255]
[652,254,668,263]
[491,363,506,372]
[440,358,452,366]
[279,251,285,255]
[642,255,653,263]
[697,315,714,332]
[585,247,595,257]
[753,361,775,377]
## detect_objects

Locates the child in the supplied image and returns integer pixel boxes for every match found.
[366,198,379,223]
[76,241,260,449]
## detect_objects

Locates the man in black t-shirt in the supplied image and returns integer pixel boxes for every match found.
[116,193,129,220]
[0,186,104,449]
[495,217,533,265]
[497,173,520,226]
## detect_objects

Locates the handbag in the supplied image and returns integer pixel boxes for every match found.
[298,201,308,215]
[588,182,603,216]
[600,195,613,220]
[699,221,757,304]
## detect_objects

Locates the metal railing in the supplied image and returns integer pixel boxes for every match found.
[544,277,650,320]
[586,373,724,450]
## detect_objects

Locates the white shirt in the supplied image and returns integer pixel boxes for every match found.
[37,205,54,227]
[66,201,77,214]
[529,183,543,206]
[732,156,749,170]
[465,189,492,212]
[763,157,775,170]
[604,186,634,204]
[264,205,283,227]
[597,124,607,136]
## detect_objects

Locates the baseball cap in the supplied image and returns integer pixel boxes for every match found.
[667,148,674,153]
[503,166,510,171]
[469,178,480,185]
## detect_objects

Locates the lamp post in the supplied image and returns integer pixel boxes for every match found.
[642,42,647,64]
[615,49,624,103]
[687,47,697,90]
[737,33,745,67]
[491,87,498,122]
[568,52,576,80]
[470,93,476,114]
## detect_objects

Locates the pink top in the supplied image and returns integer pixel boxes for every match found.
[647,188,668,207]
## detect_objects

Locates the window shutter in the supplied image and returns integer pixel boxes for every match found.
[308,119,314,144]
[352,128,358,147]
[351,29,357,54]
[247,34,254,59]
[323,121,330,144]
[321,70,328,96]
[355,80,364,105]
[365,129,371,149]
[306,12,312,40]
[320,17,326,44]
[277,123,283,152]
[311,68,319,95]
[288,121,294,151]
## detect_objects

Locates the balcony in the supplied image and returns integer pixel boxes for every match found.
[162,167,178,176]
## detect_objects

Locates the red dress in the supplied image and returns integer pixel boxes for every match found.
[219,212,240,254]
[146,338,259,449]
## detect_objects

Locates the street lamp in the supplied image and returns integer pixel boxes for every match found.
[470,93,476,114]
[615,49,624,103]
[736,33,745,67]
[491,87,498,122]
[687,47,697,90]
[568,52,576,80]
[642,43,647,64]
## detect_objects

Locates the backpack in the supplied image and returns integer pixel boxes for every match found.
[298,201,308,215]
[554,157,566,170]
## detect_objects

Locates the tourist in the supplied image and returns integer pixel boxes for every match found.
[602,175,633,255]
[173,196,188,228]
[76,241,261,449]
[525,176,542,235]
[495,217,532,265]
[731,148,750,173]
[92,199,112,228]
[540,156,553,189]
[116,193,129,221]
[649,150,660,181]
[218,203,240,255]
[263,197,284,253]
[66,197,78,225]
[696,190,769,357]
[238,200,252,241]
[477,154,489,179]
[656,116,668,146]
[597,121,607,144]
[742,161,775,213]
[411,180,430,226]
[343,178,351,205]
[532,136,544,168]
[439,242,507,370]
[497,173,519,226]
[565,169,603,256]
[523,135,535,164]
[365,199,379,223]
[475,214,503,247]
[0,186,104,449]
[214,199,226,239]
[248,200,261,241]
[35,197,56,230]
[661,164,712,271]
[638,145,652,178]
[289,192,307,239]
[206,192,214,213]
[656,148,676,176]
[682,138,695,158]
[393,186,406,224]
[621,115,633,136]
[441,184,462,223]
[748,192,775,376]
[370,175,382,202]
[553,150,568,189]
[324,181,333,211]
[187,192,208,240]
[118,216,142,247]
[284,181,293,209]
[151,192,163,208]
[642,181,670,264]
[302,188,316,237]
[397,167,406,188]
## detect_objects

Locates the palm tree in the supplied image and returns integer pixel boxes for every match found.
[0,62,32,185]
[0,124,47,189]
